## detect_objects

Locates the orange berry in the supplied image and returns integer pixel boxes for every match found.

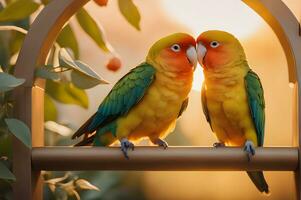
[106,57,121,72]
[93,0,108,6]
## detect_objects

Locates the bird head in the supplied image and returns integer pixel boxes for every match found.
[196,30,246,70]
[146,33,197,73]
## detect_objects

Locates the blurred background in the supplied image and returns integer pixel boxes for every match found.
[54,0,300,199]
[0,0,300,199]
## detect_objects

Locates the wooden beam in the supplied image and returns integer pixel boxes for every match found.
[32,147,298,171]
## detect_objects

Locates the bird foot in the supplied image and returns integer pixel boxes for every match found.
[120,138,134,159]
[213,142,225,148]
[154,139,168,149]
[244,140,255,161]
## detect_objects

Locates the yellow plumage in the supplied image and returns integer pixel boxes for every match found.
[112,67,193,144]
[73,33,197,159]
[197,30,269,193]
[203,62,257,146]
[78,33,198,151]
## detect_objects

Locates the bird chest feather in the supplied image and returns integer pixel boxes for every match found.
[117,70,193,140]
[204,66,254,145]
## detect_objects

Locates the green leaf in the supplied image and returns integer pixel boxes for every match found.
[71,70,102,89]
[54,187,68,200]
[44,121,72,137]
[57,25,79,59]
[0,133,12,159]
[41,0,50,5]
[73,60,108,83]
[0,161,15,181]
[46,80,89,109]
[44,94,57,121]
[9,32,25,56]
[0,72,25,92]
[76,8,109,52]
[5,118,31,149]
[44,173,69,186]
[0,34,9,70]
[118,0,141,30]
[73,60,101,79]
[58,48,75,69]
[35,68,60,81]
[75,179,100,191]
[59,48,108,88]
[0,0,40,22]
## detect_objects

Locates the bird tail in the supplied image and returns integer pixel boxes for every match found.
[247,171,270,194]
[74,135,95,146]
[74,132,117,147]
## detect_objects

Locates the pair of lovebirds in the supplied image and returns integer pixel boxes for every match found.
[72,30,268,194]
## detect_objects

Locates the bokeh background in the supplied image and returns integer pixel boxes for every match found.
[51,0,300,199]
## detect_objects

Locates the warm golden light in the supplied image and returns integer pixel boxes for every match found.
[192,64,204,91]
[161,0,263,38]
[161,0,264,91]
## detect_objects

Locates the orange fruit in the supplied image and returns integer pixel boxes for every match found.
[106,57,121,72]
[94,0,108,6]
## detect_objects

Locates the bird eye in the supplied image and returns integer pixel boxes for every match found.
[210,41,220,48]
[170,44,181,52]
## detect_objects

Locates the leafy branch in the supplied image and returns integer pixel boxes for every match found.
[0,0,142,199]
[44,172,100,200]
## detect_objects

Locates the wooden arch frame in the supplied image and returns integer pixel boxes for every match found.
[12,0,301,199]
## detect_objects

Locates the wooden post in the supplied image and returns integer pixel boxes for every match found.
[242,1,301,199]
[293,83,300,200]
[243,0,301,200]
[13,0,89,199]
[12,86,44,200]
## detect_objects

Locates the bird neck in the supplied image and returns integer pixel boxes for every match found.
[204,59,249,87]
[146,59,193,99]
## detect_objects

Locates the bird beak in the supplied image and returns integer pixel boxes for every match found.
[197,42,207,66]
[186,45,197,70]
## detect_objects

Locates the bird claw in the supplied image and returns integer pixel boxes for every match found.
[244,140,255,161]
[213,142,225,148]
[154,139,168,149]
[120,138,134,159]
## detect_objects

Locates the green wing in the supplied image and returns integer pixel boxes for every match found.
[244,70,265,146]
[72,62,156,139]
[201,83,212,130]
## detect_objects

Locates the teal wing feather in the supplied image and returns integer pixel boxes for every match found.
[88,62,156,133]
[201,83,212,130]
[244,70,265,146]
[72,62,156,139]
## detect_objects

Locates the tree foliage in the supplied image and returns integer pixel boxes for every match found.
[0,0,142,199]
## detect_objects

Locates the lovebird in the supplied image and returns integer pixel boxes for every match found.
[72,33,197,158]
[196,30,269,194]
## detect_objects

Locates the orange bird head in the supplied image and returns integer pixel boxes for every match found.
[196,30,246,70]
[147,33,197,73]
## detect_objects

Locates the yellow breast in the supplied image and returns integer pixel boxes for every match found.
[116,70,193,142]
[204,66,257,146]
